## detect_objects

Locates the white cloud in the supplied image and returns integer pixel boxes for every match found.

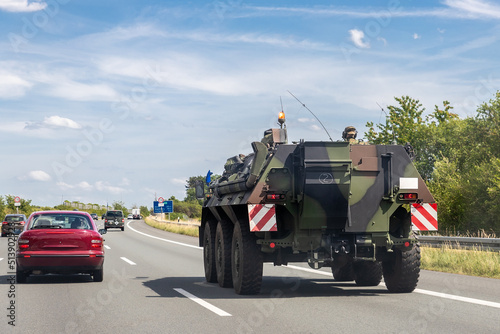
[349,29,370,49]
[94,181,127,195]
[0,72,32,98]
[24,115,82,131]
[0,0,47,12]
[444,0,500,19]
[43,116,82,129]
[413,33,421,39]
[19,170,52,181]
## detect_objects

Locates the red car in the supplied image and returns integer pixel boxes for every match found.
[16,210,106,283]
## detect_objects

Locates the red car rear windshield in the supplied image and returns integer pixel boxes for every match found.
[29,214,92,230]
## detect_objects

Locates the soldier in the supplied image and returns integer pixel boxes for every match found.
[342,126,359,144]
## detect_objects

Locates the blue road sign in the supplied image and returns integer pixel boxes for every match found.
[153,200,173,213]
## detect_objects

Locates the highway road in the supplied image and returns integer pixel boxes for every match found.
[1,219,499,333]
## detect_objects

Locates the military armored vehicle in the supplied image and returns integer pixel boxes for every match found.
[197,112,437,295]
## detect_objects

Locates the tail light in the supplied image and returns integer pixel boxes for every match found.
[20,221,25,225]
[91,239,102,249]
[122,218,125,222]
[2,221,7,225]
[397,193,418,201]
[266,193,285,200]
[18,239,29,250]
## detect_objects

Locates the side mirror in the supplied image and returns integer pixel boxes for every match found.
[98,229,107,235]
[195,180,205,199]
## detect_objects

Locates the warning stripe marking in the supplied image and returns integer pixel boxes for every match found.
[248,204,277,232]
[411,203,438,231]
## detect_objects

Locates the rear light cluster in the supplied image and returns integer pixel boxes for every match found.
[266,194,285,200]
[397,193,418,201]
[18,239,29,249]
[91,239,102,249]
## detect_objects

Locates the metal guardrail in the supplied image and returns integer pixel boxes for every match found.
[418,235,500,251]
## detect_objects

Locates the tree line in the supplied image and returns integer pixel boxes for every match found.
[366,92,500,235]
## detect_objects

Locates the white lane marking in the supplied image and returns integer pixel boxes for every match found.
[0,258,3,261]
[174,288,231,317]
[127,221,499,310]
[104,245,111,250]
[415,288,500,309]
[120,257,136,265]
[280,265,500,309]
[126,221,201,250]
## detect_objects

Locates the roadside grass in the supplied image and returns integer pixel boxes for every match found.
[143,216,499,279]
[421,244,500,279]
[144,217,199,237]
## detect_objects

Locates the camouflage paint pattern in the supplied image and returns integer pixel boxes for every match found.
[201,130,435,259]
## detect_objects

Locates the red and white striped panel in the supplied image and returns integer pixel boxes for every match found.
[248,204,277,232]
[411,203,438,231]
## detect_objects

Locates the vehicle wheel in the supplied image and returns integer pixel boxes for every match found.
[203,220,217,283]
[121,226,124,231]
[332,261,354,281]
[93,268,104,282]
[215,220,233,288]
[231,218,263,295]
[353,260,383,286]
[383,241,421,293]
[16,270,27,283]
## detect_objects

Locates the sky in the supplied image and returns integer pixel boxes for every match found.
[1,0,499,209]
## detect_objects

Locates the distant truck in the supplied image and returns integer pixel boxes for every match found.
[132,209,141,220]
[196,112,437,295]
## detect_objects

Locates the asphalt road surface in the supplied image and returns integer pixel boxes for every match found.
[1,219,499,333]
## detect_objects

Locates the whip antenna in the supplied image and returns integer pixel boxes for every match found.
[376,102,396,145]
[287,90,333,142]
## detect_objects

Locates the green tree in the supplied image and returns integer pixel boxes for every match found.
[112,201,128,216]
[140,205,149,218]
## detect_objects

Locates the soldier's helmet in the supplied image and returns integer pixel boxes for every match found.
[342,126,357,140]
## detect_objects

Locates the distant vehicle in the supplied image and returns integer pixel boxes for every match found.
[127,214,133,219]
[16,210,106,283]
[132,208,141,219]
[104,210,124,231]
[90,213,98,220]
[2,214,27,237]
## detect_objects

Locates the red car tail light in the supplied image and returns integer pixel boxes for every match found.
[18,239,29,249]
[91,239,102,249]
[2,221,8,225]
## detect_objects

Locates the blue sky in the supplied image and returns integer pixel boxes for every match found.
[1,0,499,209]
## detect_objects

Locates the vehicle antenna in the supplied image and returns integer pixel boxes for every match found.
[376,102,397,145]
[287,90,333,142]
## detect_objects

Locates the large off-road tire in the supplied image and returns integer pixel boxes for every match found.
[231,219,263,295]
[203,221,217,283]
[215,220,233,288]
[382,242,421,293]
[353,260,383,286]
[332,261,355,281]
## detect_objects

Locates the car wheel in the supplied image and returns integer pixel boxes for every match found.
[121,226,124,231]
[93,268,103,282]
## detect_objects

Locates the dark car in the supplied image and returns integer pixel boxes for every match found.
[90,213,98,220]
[16,210,106,283]
[2,214,27,237]
[104,210,124,231]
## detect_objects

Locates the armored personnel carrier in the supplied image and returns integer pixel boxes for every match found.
[197,112,437,295]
